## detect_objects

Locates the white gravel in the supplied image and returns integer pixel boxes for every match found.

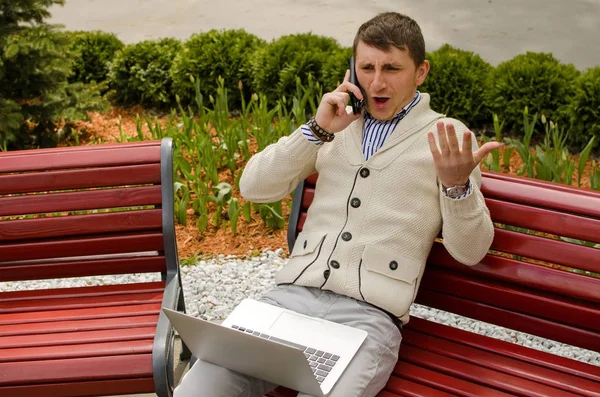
[2,248,598,367]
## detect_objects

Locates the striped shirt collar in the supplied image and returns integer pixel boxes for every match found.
[362,91,421,160]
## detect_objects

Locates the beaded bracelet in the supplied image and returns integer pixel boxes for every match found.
[307,117,335,143]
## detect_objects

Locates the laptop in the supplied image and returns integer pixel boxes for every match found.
[163,298,368,396]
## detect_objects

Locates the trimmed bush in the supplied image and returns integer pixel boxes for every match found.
[170,29,264,109]
[68,30,124,84]
[565,67,600,153]
[249,33,342,104]
[485,52,580,137]
[321,46,353,93]
[420,44,492,128]
[107,38,182,108]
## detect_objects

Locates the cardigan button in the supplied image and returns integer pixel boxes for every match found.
[303,240,307,249]
[360,168,370,178]
[330,260,340,269]
[323,269,330,279]
[341,232,352,242]
[350,198,361,208]
[389,261,398,270]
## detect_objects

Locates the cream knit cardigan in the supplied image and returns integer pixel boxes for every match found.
[240,94,494,323]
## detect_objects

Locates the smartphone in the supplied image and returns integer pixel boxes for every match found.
[348,56,365,115]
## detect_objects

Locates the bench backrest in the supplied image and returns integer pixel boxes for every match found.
[0,140,178,282]
[288,171,600,353]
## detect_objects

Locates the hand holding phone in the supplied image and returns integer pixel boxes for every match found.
[348,57,365,115]
[312,62,363,134]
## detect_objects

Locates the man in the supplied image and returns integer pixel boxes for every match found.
[174,12,499,397]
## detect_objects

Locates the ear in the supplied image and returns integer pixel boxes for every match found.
[416,60,430,86]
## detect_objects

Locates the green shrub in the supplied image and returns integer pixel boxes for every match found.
[108,38,181,108]
[321,46,353,92]
[170,29,264,109]
[565,67,600,154]
[249,33,342,104]
[485,52,580,137]
[68,30,124,84]
[420,44,492,128]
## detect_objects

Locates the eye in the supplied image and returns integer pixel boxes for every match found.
[360,64,375,71]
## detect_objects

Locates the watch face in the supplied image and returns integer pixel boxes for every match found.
[447,186,467,198]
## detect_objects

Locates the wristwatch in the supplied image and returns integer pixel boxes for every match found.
[442,179,470,199]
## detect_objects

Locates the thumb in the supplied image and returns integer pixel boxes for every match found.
[473,142,502,164]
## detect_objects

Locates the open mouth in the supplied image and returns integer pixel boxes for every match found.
[373,97,389,106]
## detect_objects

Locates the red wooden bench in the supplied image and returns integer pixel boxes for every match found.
[268,171,600,396]
[0,139,190,397]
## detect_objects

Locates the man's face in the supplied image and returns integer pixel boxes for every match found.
[355,40,429,121]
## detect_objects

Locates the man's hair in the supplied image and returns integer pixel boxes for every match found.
[353,12,426,67]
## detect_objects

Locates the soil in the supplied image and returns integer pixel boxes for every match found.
[67,106,597,260]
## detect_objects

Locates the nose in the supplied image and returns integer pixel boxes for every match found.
[370,70,386,92]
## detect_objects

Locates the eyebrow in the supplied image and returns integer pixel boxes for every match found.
[360,62,403,68]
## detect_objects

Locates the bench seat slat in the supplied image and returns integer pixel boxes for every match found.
[0,290,163,313]
[484,171,600,199]
[428,243,600,305]
[0,281,165,301]
[0,314,159,337]
[0,353,153,386]
[407,317,600,383]
[416,290,600,352]
[0,232,164,262]
[1,339,153,363]
[486,198,600,245]
[0,326,156,349]
[0,378,155,397]
[422,267,600,332]
[0,144,161,173]
[0,164,161,195]
[402,329,600,396]
[481,176,600,218]
[0,210,163,242]
[492,228,600,273]
[399,345,578,397]
[0,303,161,325]
[382,377,455,397]
[0,186,162,217]
[0,256,166,282]
[393,361,513,397]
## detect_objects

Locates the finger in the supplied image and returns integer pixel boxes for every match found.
[427,131,441,162]
[446,124,460,153]
[343,69,350,84]
[473,142,502,164]
[335,75,363,100]
[461,130,474,159]
[329,92,349,116]
[436,122,449,155]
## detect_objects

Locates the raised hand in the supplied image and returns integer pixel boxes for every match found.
[427,121,501,187]
[314,70,364,133]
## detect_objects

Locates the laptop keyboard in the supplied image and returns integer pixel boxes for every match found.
[231,324,339,385]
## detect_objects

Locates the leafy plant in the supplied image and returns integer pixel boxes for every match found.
[421,44,492,127]
[485,52,579,137]
[321,46,353,92]
[170,29,264,110]
[108,38,182,108]
[505,107,538,178]
[0,0,108,149]
[67,30,124,85]
[565,67,600,154]
[249,33,341,105]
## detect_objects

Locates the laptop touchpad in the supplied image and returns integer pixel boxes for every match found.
[269,312,323,339]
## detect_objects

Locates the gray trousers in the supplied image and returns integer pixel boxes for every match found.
[174,284,402,397]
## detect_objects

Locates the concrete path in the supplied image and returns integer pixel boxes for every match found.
[50,0,600,70]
